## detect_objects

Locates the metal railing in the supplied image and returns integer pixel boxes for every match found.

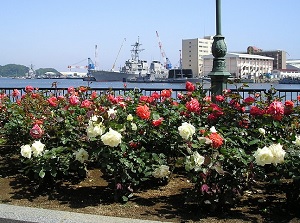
[1,87,300,104]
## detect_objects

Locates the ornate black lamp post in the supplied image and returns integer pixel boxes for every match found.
[208,0,231,96]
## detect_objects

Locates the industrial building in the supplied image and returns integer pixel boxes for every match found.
[202,53,274,80]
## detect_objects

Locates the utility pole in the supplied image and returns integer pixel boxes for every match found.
[208,0,231,96]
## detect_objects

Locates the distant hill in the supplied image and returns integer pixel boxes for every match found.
[0,64,60,77]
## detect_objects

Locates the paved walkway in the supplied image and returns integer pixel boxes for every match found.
[0,204,167,223]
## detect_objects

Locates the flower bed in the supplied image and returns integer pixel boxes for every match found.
[0,82,300,210]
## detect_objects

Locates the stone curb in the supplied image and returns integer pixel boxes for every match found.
[0,204,167,223]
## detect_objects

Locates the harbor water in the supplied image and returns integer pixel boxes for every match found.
[0,77,296,90]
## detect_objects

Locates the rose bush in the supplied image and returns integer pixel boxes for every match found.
[1,82,300,207]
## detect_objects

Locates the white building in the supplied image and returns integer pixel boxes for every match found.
[182,36,214,77]
[202,53,274,79]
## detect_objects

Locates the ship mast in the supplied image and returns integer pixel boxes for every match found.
[131,36,144,61]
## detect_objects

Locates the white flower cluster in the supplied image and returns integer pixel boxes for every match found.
[74,148,89,163]
[152,165,170,178]
[86,115,105,139]
[185,151,205,171]
[20,140,45,158]
[178,122,195,140]
[101,128,122,147]
[254,143,286,166]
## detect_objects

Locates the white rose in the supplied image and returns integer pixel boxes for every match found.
[31,140,45,157]
[268,143,285,165]
[86,123,105,139]
[210,126,217,133]
[254,146,274,166]
[74,148,89,163]
[20,144,32,158]
[152,165,170,178]
[293,135,300,146]
[192,151,205,171]
[258,128,266,135]
[178,122,195,140]
[101,128,122,147]
[127,114,133,121]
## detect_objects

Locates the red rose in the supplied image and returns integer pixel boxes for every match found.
[250,106,264,116]
[186,98,200,113]
[215,95,225,102]
[25,85,34,93]
[285,100,294,107]
[160,89,172,98]
[136,105,151,120]
[151,92,160,99]
[243,96,255,105]
[47,96,58,107]
[186,81,195,92]
[208,132,223,148]
[91,91,97,100]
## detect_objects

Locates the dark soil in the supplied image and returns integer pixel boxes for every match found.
[1,145,300,223]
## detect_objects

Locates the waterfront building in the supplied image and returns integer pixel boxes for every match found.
[247,46,286,70]
[202,53,274,79]
[182,36,214,77]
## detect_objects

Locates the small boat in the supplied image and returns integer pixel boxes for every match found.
[279,77,300,84]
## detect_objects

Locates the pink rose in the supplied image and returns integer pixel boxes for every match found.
[30,124,43,139]
[25,85,34,93]
[68,86,75,94]
[12,89,20,97]
[69,95,79,105]
[80,99,92,108]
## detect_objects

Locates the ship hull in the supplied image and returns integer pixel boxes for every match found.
[91,70,142,82]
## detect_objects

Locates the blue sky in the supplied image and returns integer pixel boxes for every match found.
[0,0,299,71]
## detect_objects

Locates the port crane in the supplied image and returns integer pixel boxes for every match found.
[68,45,98,71]
[111,38,126,71]
[155,31,172,70]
